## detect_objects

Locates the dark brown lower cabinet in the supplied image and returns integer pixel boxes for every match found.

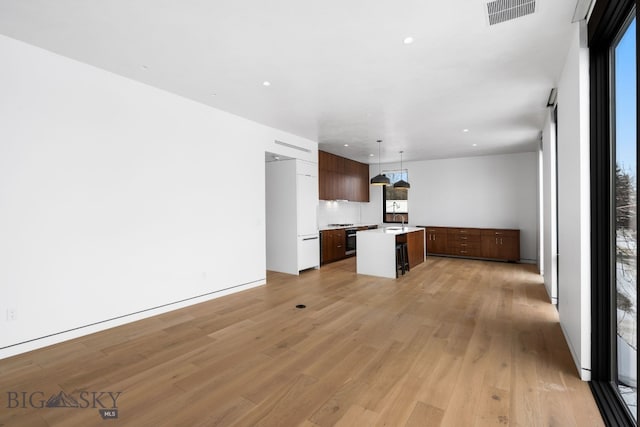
[447,228,482,258]
[320,229,346,265]
[480,229,520,261]
[406,229,426,268]
[421,226,520,262]
[425,227,448,255]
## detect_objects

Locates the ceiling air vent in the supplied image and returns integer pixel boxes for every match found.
[274,140,311,153]
[486,0,536,26]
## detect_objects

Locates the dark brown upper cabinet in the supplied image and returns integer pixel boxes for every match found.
[319,151,370,202]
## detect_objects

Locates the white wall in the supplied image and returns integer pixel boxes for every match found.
[555,21,591,380]
[542,108,558,304]
[0,35,316,358]
[537,140,544,275]
[363,152,539,262]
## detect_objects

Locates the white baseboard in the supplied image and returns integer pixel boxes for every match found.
[559,321,591,381]
[0,278,266,360]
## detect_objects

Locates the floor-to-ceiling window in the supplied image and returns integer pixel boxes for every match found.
[590,0,638,425]
[613,14,637,420]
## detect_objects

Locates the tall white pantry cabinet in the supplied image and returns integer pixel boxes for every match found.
[266,158,319,275]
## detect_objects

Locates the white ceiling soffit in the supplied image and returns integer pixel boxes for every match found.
[486,0,536,26]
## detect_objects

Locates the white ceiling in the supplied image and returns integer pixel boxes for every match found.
[0,0,577,164]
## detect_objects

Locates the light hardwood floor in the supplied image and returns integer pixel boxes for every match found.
[0,257,603,426]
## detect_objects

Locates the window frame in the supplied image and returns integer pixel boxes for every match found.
[589,0,638,425]
[381,169,409,223]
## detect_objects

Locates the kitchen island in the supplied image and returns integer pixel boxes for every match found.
[356,226,426,278]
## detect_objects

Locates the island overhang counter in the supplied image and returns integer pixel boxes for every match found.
[356,226,426,278]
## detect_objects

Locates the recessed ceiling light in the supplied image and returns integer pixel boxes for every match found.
[344,144,349,147]
[472,144,477,147]
[403,37,414,44]
[463,129,469,133]
[370,154,375,157]
[263,81,271,87]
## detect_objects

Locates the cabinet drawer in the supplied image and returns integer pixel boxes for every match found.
[425,227,447,233]
[298,236,320,270]
[448,241,481,252]
[448,234,480,243]
[480,229,519,238]
[449,246,481,257]
[447,228,480,237]
[448,241,481,257]
[448,241,480,250]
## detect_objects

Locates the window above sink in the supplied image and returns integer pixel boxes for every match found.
[382,170,409,224]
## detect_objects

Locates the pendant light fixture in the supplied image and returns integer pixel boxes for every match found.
[370,139,390,186]
[393,150,410,189]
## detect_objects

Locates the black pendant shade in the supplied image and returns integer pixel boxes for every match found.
[393,179,410,189]
[370,173,391,186]
[370,139,390,186]
[393,150,410,189]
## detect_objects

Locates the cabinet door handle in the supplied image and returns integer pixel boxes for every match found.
[303,237,318,241]
[496,238,498,244]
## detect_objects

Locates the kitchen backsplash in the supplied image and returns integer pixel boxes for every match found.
[318,200,363,227]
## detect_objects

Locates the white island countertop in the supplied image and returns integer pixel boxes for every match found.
[356,226,426,278]
[358,226,424,235]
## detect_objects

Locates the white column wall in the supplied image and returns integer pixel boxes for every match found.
[542,108,558,304]
[0,35,316,358]
[555,21,591,380]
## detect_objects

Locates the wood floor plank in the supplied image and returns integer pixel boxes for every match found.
[0,257,604,426]
[405,401,445,427]
[334,404,379,426]
[309,378,371,426]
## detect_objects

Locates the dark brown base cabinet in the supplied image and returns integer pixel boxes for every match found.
[425,227,448,254]
[405,229,426,268]
[423,226,520,262]
[321,226,378,265]
[320,229,346,265]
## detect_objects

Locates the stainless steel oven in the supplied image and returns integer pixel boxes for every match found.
[345,228,357,255]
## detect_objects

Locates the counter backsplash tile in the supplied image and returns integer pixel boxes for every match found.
[318,200,362,228]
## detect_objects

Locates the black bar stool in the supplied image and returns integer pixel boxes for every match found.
[396,242,409,277]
